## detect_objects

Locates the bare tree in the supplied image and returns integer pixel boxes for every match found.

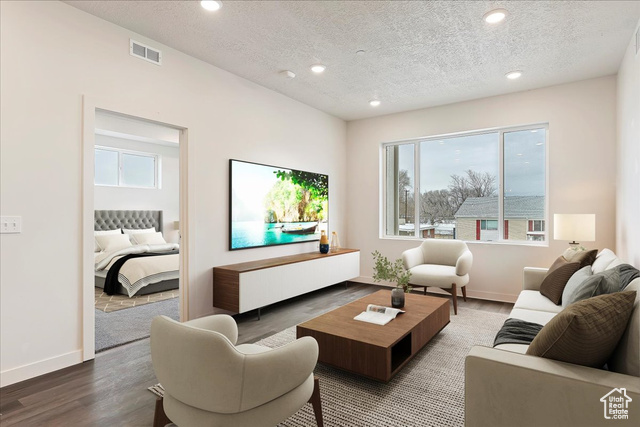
[448,169,496,213]
[420,189,454,225]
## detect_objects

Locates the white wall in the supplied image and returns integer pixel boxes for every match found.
[346,76,618,302]
[0,1,346,386]
[94,134,180,243]
[616,21,640,267]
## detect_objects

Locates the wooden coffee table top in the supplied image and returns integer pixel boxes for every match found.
[297,290,450,348]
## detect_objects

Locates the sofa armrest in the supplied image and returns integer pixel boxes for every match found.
[465,346,640,427]
[402,246,424,270]
[523,267,548,291]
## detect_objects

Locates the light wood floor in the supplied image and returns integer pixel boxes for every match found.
[0,283,513,426]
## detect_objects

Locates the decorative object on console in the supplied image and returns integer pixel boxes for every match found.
[330,231,340,253]
[319,230,329,254]
[553,213,595,248]
[229,159,328,250]
[372,250,412,308]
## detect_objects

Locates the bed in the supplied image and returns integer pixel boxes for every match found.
[94,210,179,297]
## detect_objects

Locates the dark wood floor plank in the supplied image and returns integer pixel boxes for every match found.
[0,282,513,426]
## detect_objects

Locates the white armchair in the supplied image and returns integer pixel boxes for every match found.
[150,314,322,427]
[402,239,473,314]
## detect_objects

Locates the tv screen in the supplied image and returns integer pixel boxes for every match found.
[229,159,328,250]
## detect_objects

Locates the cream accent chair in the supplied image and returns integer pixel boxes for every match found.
[402,239,473,315]
[150,314,321,427]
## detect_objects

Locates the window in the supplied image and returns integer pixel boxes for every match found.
[382,125,546,243]
[94,146,160,188]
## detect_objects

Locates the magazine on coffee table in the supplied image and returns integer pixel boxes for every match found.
[354,304,405,325]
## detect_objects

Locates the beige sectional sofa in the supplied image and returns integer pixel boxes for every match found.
[465,249,640,427]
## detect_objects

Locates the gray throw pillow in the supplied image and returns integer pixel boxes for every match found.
[567,268,624,305]
[562,266,593,307]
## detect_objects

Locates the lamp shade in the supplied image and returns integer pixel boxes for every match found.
[553,214,596,242]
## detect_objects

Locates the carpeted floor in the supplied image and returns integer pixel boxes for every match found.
[149,307,507,426]
[95,287,178,313]
[96,297,179,352]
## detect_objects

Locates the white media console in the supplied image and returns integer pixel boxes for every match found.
[213,249,360,316]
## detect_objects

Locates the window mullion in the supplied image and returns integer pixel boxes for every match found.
[498,130,505,242]
[414,142,420,238]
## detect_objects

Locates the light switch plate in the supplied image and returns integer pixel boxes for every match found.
[1,216,22,234]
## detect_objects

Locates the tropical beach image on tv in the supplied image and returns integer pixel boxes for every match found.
[229,159,328,250]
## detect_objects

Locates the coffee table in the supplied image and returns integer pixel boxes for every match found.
[296,290,450,382]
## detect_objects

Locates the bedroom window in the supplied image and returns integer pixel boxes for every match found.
[381,124,547,243]
[95,146,160,189]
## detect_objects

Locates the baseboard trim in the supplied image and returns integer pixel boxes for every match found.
[0,350,83,388]
[351,276,518,304]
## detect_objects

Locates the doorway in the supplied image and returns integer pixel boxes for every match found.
[82,97,192,361]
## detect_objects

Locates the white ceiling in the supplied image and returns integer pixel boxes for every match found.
[65,1,640,121]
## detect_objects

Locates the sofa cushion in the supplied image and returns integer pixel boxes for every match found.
[508,307,559,325]
[609,279,640,376]
[592,248,618,274]
[526,291,637,368]
[513,291,564,314]
[561,266,593,307]
[539,257,581,305]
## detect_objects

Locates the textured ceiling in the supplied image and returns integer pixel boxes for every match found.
[65,1,640,121]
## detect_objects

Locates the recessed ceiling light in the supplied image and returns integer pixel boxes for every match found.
[356,50,366,56]
[280,70,295,79]
[483,9,507,24]
[311,64,326,73]
[369,100,381,107]
[201,1,222,11]
[506,70,523,80]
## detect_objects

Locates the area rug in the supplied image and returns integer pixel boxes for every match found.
[96,297,179,352]
[148,307,507,426]
[95,287,178,313]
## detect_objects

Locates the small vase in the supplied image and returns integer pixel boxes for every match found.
[330,232,340,253]
[391,287,405,308]
[319,230,329,254]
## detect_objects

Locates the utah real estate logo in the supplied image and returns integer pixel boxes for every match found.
[600,388,632,420]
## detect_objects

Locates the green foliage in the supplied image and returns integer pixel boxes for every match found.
[371,250,412,293]
[276,170,328,202]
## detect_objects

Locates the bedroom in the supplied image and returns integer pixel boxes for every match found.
[93,110,181,351]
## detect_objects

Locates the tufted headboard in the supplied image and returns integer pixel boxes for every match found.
[94,210,163,233]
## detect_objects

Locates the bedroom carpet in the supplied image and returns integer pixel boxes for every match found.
[95,287,178,313]
[148,306,507,426]
[96,297,179,352]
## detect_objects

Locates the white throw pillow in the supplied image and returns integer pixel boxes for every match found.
[592,249,618,274]
[123,227,156,243]
[132,232,167,245]
[95,233,132,253]
[94,229,122,252]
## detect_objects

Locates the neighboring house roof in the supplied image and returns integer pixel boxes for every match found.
[454,196,544,219]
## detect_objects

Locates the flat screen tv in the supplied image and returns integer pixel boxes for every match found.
[229,159,329,250]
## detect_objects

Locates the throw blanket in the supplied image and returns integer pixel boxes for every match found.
[104,251,178,295]
[493,318,544,347]
[619,264,640,290]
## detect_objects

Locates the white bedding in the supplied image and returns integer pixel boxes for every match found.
[95,243,179,297]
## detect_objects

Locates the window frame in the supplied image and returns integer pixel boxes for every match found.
[380,123,549,245]
[94,145,161,189]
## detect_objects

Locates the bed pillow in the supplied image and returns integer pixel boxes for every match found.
[526,291,636,368]
[94,229,122,252]
[123,227,156,243]
[132,232,167,245]
[539,256,581,305]
[95,233,132,253]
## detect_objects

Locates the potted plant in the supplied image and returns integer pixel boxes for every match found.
[372,250,412,308]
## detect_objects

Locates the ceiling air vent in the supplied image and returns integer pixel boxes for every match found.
[130,39,162,65]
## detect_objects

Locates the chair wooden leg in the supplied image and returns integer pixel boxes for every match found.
[423,286,427,295]
[451,283,458,315]
[309,376,324,427]
[461,285,467,302]
[153,397,172,427]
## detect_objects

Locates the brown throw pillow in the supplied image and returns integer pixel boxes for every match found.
[540,256,581,305]
[526,291,637,368]
[569,249,598,269]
